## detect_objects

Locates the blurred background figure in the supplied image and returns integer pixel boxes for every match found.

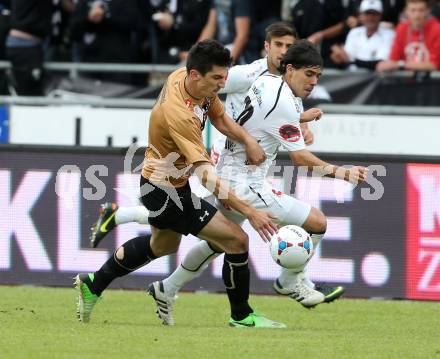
[290,0,347,67]
[5,0,53,96]
[70,0,139,83]
[377,0,440,72]
[246,0,282,61]
[198,0,252,64]
[138,0,211,64]
[330,0,395,70]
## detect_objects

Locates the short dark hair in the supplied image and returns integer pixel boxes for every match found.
[186,39,232,75]
[265,21,298,43]
[279,40,323,74]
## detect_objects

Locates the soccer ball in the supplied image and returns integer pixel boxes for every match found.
[269,225,313,269]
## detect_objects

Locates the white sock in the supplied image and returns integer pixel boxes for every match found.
[114,206,149,225]
[302,267,315,289]
[310,233,324,248]
[301,233,324,289]
[278,268,303,290]
[278,233,325,290]
[163,241,221,297]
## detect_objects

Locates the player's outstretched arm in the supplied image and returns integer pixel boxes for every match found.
[192,162,277,241]
[210,112,266,165]
[289,149,368,184]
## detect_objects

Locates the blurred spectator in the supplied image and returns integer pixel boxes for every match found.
[331,0,395,70]
[291,0,346,66]
[246,0,282,61]
[70,0,139,83]
[46,0,76,61]
[432,0,440,21]
[377,0,440,72]
[0,0,10,60]
[5,0,53,96]
[198,0,252,63]
[0,1,10,94]
[381,0,406,25]
[344,0,406,27]
[138,0,211,63]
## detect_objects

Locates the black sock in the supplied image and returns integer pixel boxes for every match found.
[87,235,157,296]
[222,252,253,321]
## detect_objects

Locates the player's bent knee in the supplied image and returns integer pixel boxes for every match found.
[303,207,327,234]
[232,228,249,252]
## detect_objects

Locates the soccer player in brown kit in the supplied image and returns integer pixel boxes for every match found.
[75,39,285,328]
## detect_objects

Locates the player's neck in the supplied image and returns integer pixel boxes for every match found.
[267,59,280,75]
[184,76,203,101]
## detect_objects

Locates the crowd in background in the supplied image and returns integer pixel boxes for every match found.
[0,0,440,95]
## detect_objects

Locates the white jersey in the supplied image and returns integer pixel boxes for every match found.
[216,74,306,188]
[210,58,269,164]
[220,57,268,121]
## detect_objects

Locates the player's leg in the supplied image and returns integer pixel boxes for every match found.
[273,196,345,304]
[76,226,179,323]
[159,198,244,299]
[196,210,285,328]
[89,203,148,248]
[162,240,222,298]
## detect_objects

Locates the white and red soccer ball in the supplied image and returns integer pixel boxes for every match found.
[270,225,313,269]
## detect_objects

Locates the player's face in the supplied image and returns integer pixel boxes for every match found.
[285,65,322,99]
[265,35,295,72]
[406,2,429,28]
[198,65,228,97]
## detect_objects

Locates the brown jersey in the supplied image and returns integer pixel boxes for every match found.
[142,67,225,188]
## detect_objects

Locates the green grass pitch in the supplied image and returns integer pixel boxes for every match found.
[0,285,439,359]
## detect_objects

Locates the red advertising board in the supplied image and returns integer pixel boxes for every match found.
[407,164,440,300]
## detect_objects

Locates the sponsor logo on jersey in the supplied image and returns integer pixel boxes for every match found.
[279,125,301,142]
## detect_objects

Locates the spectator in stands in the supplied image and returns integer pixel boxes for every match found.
[70,0,139,83]
[246,0,282,61]
[138,0,212,63]
[377,0,440,72]
[381,0,406,25]
[198,0,252,64]
[292,0,347,67]
[330,0,395,70]
[0,1,10,94]
[0,0,10,60]
[5,0,53,96]
[432,0,440,21]
[46,0,76,61]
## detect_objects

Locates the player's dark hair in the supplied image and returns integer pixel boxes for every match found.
[186,39,232,75]
[265,21,298,43]
[279,39,323,74]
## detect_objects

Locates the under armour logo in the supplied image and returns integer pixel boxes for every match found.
[199,210,209,222]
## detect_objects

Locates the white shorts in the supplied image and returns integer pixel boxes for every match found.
[214,182,311,227]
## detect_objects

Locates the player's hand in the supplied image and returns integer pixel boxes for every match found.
[344,166,369,184]
[300,108,323,123]
[301,126,314,145]
[245,137,266,165]
[246,209,278,242]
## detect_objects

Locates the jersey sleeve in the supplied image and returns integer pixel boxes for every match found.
[166,111,212,165]
[263,96,306,152]
[220,61,265,94]
[207,95,225,118]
